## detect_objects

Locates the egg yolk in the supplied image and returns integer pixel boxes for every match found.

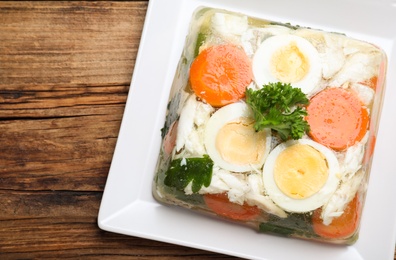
[216,117,267,166]
[270,42,310,83]
[274,144,328,199]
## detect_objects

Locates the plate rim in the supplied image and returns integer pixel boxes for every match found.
[98,0,396,259]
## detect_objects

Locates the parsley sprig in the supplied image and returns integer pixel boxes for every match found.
[245,82,310,140]
[164,155,213,193]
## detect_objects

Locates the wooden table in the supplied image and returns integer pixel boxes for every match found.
[0,2,394,259]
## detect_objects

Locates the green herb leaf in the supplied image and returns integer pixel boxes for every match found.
[259,212,315,238]
[164,155,213,193]
[245,82,310,140]
[259,222,296,236]
[194,32,207,58]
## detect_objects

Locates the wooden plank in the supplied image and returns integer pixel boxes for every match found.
[0,1,147,88]
[0,191,101,219]
[0,1,138,191]
[0,108,124,191]
[0,191,236,259]
[0,218,235,259]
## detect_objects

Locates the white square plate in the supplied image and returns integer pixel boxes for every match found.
[98,0,396,259]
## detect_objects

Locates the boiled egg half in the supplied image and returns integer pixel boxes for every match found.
[252,34,322,94]
[204,102,272,173]
[263,139,340,213]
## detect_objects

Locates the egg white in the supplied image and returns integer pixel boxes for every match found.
[204,102,272,173]
[252,34,322,95]
[263,138,340,213]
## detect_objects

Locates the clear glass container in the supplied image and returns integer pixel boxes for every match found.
[152,7,387,245]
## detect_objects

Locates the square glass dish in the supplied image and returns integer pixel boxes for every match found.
[98,0,396,259]
[153,6,386,245]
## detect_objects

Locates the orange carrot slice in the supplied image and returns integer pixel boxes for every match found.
[204,193,260,221]
[189,44,252,107]
[306,88,369,151]
[363,134,376,165]
[312,194,360,239]
[163,120,178,156]
[359,76,378,90]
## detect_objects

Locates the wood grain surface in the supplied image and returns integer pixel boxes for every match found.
[0,1,394,259]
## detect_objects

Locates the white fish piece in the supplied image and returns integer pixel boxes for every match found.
[328,51,381,87]
[196,167,287,218]
[194,99,214,127]
[214,168,250,205]
[184,169,229,195]
[293,28,326,50]
[343,37,380,56]
[175,94,214,157]
[253,25,293,37]
[293,28,346,80]
[175,95,197,152]
[183,127,206,156]
[199,13,249,52]
[321,34,346,79]
[350,82,375,107]
[337,133,368,181]
[245,174,287,218]
[211,12,248,37]
[320,169,365,225]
